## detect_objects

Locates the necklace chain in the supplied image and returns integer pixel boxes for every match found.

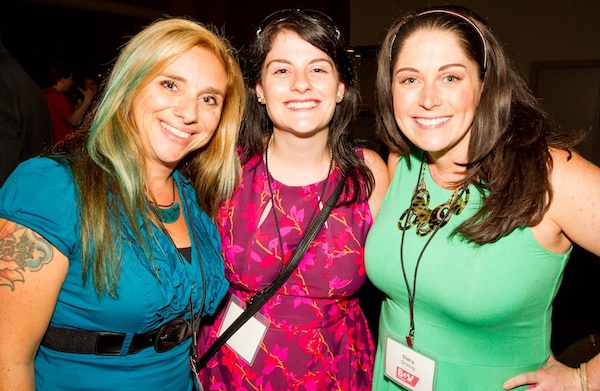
[266,134,333,182]
[264,133,334,270]
[150,176,181,223]
[397,152,470,347]
[397,155,470,236]
[155,178,176,208]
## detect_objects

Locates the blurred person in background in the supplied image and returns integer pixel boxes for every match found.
[0,32,53,187]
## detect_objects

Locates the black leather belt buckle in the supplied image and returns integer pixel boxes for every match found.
[95,332,127,356]
[154,318,192,353]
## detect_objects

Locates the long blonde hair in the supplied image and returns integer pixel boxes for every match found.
[55,17,244,296]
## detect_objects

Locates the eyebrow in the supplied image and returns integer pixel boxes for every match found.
[202,87,226,98]
[395,63,467,74]
[161,73,226,97]
[439,63,467,71]
[265,57,334,68]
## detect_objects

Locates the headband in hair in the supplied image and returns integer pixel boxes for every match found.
[256,9,341,40]
[391,9,488,71]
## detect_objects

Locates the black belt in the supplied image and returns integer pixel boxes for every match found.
[41,318,195,356]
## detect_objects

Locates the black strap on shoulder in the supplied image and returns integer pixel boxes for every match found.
[195,176,346,371]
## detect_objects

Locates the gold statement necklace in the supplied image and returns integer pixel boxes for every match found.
[397,154,470,236]
[397,152,470,347]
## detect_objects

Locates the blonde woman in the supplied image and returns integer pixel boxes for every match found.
[0,16,244,390]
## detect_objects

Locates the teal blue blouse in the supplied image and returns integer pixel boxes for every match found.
[0,157,229,390]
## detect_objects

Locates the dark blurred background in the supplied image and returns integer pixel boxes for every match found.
[2,0,599,366]
[0,0,351,87]
[3,0,598,161]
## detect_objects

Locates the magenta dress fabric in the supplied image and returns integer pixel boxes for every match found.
[197,150,375,390]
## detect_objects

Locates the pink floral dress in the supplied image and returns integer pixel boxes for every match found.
[197,150,375,391]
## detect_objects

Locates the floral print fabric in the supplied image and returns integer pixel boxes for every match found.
[197,151,375,390]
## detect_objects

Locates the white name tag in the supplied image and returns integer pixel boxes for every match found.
[219,295,269,366]
[384,334,437,391]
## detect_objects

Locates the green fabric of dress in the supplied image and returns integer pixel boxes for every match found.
[365,150,570,390]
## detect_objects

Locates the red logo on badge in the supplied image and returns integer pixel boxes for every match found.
[396,367,420,387]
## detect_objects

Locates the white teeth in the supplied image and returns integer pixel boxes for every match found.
[415,117,450,126]
[161,121,191,139]
[286,101,318,109]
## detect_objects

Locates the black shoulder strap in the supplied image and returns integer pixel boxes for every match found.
[195,176,346,371]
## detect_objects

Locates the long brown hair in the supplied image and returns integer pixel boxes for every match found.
[375,5,584,244]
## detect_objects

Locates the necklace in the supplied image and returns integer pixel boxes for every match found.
[266,134,333,182]
[151,178,180,224]
[153,193,206,373]
[397,153,469,237]
[264,133,334,269]
[397,152,470,347]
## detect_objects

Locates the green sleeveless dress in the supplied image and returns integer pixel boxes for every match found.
[365,150,570,390]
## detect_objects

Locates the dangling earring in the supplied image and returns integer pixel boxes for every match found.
[336,95,343,103]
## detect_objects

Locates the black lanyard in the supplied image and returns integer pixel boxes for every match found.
[398,156,468,347]
[264,136,333,269]
[399,215,442,347]
[265,164,331,270]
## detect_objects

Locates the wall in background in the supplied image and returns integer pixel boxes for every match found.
[350,0,599,71]
[350,0,600,109]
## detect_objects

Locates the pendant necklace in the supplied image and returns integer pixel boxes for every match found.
[397,152,469,347]
[151,178,181,224]
[154,192,206,377]
[397,155,470,236]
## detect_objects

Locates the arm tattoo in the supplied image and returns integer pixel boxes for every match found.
[0,219,54,290]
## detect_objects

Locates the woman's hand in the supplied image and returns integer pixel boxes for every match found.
[503,356,580,390]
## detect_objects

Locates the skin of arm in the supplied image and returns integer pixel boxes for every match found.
[0,219,68,390]
[545,149,600,255]
[502,149,600,390]
[363,148,390,219]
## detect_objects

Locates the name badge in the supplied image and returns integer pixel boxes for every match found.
[219,295,269,366]
[384,333,437,391]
